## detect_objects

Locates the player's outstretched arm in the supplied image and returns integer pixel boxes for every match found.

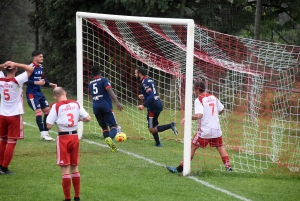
[107,88,123,111]
[6,61,34,77]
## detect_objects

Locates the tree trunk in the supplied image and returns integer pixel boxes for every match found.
[254,0,262,40]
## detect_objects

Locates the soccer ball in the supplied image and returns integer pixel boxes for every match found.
[115,132,127,142]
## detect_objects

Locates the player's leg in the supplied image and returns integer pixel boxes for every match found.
[147,111,161,146]
[155,110,178,135]
[0,115,24,174]
[58,136,72,201]
[70,135,80,201]
[61,165,72,201]
[213,137,232,171]
[105,111,118,139]
[27,94,42,130]
[96,113,117,152]
[95,114,109,138]
[167,134,206,173]
[0,115,8,174]
[40,95,54,140]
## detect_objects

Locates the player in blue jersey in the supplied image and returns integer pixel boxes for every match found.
[26,50,57,141]
[89,65,123,152]
[135,67,178,147]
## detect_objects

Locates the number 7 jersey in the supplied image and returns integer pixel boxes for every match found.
[0,71,28,116]
[194,93,224,138]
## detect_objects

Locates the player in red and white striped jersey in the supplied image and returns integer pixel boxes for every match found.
[166,80,232,173]
[46,87,91,201]
[0,61,34,175]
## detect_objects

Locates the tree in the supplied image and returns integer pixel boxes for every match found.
[27,0,300,93]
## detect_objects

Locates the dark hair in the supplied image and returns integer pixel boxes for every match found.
[32,50,42,57]
[91,65,101,76]
[194,80,205,93]
[136,66,147,76]
[4,66,14,73]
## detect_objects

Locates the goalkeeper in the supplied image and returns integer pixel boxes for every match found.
[166,80,232,173]
[135,67,178,147]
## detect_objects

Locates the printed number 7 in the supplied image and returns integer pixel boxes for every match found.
[209,103,215,115]
[67,113,74,127]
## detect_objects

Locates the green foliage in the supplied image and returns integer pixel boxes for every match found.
[26,0,300,93]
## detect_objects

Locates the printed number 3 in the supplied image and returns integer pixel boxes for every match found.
[4,89,10,100]
[67,113,74,127]
[209,103,215,115]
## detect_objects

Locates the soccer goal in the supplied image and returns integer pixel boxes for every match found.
[76,12,195,176]
[76,12,300,175]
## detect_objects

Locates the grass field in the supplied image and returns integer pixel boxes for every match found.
[0,88,300,201]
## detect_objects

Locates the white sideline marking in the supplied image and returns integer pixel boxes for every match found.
[24,122,251,201]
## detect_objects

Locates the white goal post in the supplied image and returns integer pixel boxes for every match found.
[76,12,195,176]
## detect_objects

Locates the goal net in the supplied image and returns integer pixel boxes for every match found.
[76,12,300,175]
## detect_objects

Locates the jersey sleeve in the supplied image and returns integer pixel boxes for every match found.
[46,103,58,125]
[15,72,28,86]
[142,81,152,93]
[78,102,89,119]
[194,98,203,114]
[216,99,224,111]
[103,78,112,90]
[0,71,4,78]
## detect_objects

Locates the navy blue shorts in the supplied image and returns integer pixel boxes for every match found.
[95,111,117,129]
[26,92,49,110]
[147,110,160,128]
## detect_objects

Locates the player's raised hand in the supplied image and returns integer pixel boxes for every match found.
[116,102,123,111]
[4,61,15,69]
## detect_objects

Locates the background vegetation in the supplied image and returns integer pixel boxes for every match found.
[1,0,299,93]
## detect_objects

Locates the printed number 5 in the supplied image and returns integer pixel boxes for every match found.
[67,113,74,127]
[209,103,215,115]
[93,83,98,94]
[4,89,10,100]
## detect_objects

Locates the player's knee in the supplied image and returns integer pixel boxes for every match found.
[148,128,156,134]
[35,110,43,116]
[43,108,50,115]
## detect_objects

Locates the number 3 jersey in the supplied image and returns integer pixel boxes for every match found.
[194,93,224,138]
[0,71,28,116]
[88,76,113,114]
[47,100,89,132]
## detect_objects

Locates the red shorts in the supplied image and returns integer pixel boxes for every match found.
[0,115,24,139]
[192,133,223,148]
[56,134,79,166]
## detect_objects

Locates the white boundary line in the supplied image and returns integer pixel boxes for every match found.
[24,122,251,201]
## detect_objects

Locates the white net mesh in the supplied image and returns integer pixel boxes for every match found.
[79,16,300,174]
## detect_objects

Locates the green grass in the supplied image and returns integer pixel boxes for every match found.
[0,88,300,201]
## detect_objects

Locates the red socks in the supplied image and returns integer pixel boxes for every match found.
[72,172,81,198]
[62,174,71,200]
